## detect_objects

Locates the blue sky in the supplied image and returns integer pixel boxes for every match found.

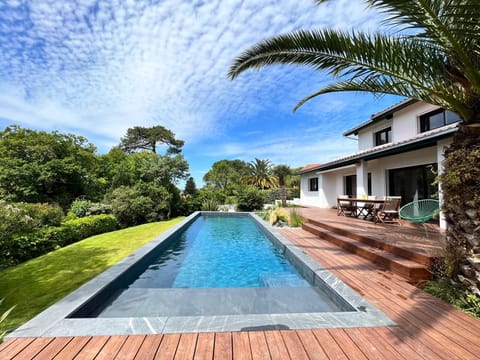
[0,0,402,187]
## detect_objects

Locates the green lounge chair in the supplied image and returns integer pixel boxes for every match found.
[399,199,440,237]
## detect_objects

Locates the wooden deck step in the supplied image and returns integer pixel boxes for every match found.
[302,222,431,283]
[305,218,433,266]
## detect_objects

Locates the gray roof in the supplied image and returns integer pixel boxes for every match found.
[343,98,418,136]
[299,123,457,175]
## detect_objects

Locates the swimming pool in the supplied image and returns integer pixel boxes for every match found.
[8,212,394,337]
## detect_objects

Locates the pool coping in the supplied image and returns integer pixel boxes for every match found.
[7,212,395,338]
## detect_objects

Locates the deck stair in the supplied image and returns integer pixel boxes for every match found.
[302,219,432,283]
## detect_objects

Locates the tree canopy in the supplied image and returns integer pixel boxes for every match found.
[242,158,279,190]
[184,177,198,196]
[0,125,98,207]
[118,125,184,154]
[203,159,249,190]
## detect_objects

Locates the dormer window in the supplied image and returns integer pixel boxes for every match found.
[420,109,460,132]
[374,127,391,146]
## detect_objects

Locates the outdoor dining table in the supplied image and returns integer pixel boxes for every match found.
[337,197,386,220]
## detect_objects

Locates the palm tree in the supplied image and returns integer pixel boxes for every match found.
[274,164,292,207]
[243,158,279,190]
[229,1,480,283]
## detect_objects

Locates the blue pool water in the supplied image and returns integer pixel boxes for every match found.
[72,213,349,318]
[130,215,308,288]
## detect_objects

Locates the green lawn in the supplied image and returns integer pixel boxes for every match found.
[0,217,183,333]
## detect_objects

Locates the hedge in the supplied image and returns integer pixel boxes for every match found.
[0,214,119,267]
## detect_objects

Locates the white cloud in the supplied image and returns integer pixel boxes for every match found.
[0,0,382,149]
[200,127,359,169]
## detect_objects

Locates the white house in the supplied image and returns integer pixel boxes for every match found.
[299,99,460,229]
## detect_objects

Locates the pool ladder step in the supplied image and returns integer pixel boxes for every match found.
[302,222,431,283]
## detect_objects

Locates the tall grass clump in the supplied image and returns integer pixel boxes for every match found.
[0,299,15,342]
[201,199,219,211]
[289,208,304,227]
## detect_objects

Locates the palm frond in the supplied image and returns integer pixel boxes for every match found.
[294,77,471,118]
[376,0,480,86]
[231,30,435,79]
[230,1,479,119]
[316,0,480,87]
[230,29,457,94]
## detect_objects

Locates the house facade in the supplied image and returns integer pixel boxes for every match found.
[299,99,459,229]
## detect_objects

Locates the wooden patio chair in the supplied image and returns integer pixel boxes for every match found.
[337,196,356,217]
[357,195,377,219]
[399,199,440,237]
[374,196,402,224]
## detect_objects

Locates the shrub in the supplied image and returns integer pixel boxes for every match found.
[60,215,119,243]
[289,187,300,199]
[263,188,282,204]
[269,207,287,225]
[178,196,202,216]
[237,186,264,211]
[423,278,480,318]
[196,189,227,205]
[0,201,63,239]
[68,200,112,219]
[87,202,112,216]
[108,183,171,227]
[0,214,118,267]
[68,199,92,218]
[23,203,64,226]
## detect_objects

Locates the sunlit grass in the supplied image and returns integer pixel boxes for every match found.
[0,217,183,332]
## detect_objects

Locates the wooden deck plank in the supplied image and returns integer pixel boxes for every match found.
[247,331,271,360]
[363,327,423,360]
[379,300,479,360]
[310,329,347,360]
[193,333,214,360]
[0,338,16,354]
[382,295,480,352]
[52,336,91,360]
[115,335,146,359]
[74,335,109,360]
[94,336,128,360]
[155,334,180,360]
[32,337,73,359]
[232,332,252,360]
[263,331,289,360]
[345,328,406,360]
[325,329,368,360]
[376,327,442,360]
[11,337,53,359]
[174,333,197,360]
[134,335,163,360]
[213,332,232,360]
[279,331,309,359]
[294,330,327,360]
[0,338,36,360]
[385,292,480,347]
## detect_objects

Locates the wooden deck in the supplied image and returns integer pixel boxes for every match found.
[297,207,445,259]
[1,220,479,359]
[297,207,445,283]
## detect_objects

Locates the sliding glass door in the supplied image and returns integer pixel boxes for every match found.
[388,164,437,205]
